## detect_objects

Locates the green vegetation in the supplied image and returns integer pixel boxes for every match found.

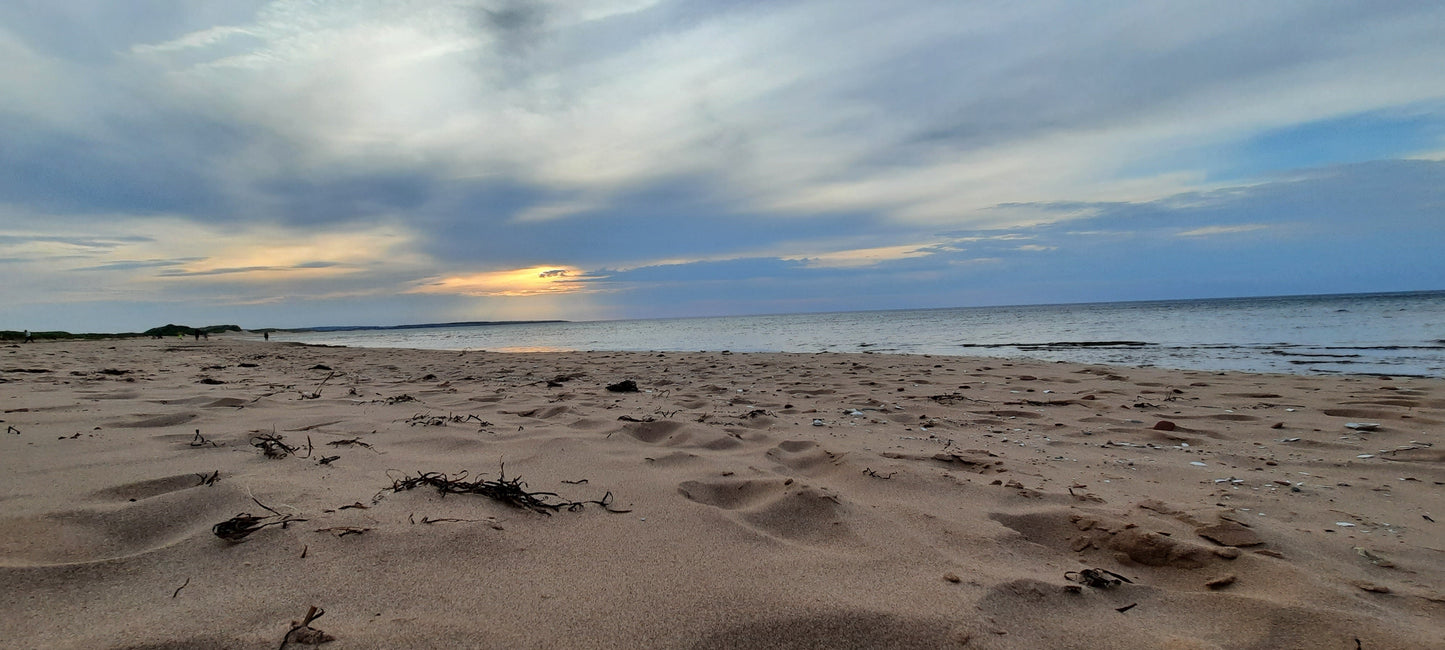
[143,324,241,338]
[1,324,243,342]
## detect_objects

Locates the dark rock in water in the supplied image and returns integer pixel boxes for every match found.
[1152,420,1177,431]
[606,380,640,393]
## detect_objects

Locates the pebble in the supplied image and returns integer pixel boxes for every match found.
[1205,574,1237,589]
[1196,521,1264,547]
[1190,461,1207,467]
[1335,522,1356,527]
[1346,423,1380,431]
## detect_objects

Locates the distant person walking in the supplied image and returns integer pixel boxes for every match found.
[264,331,269,341]
[24,329,33,343]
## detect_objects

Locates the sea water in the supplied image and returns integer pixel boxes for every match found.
[269,291,1445,377]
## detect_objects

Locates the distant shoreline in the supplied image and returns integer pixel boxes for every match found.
[1,320,568,341]
[288,319,568,333]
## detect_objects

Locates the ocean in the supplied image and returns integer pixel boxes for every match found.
[268,291,1445,377]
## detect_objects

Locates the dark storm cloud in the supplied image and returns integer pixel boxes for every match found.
[0,112,251,216]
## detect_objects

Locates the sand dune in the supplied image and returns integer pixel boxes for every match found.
[1,338,1441,648]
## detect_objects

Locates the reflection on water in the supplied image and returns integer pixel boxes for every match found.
[271,291,1445,376]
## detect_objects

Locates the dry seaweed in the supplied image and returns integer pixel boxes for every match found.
[251,433,299,459]
[189,429,221,447]
[409,514,490,525]
[278,605,334,649]
[213,512,306,542]
[213,497,306,542]
[406,412,487,427]
[326,437,375,451]
[363,392,419,405]
[314,526,369,537]
[195,470,220,486]
[384,464,631,515]
[928,393,978,405]
[1066,568,1134,589]
[606,379,639,393]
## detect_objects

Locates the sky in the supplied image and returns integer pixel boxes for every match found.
[2,0,1443,332]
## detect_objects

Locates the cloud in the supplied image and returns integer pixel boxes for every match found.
[157,261,344,277]
[73,258,204,272]
[0,234,153,251]
[0,2,1442,331]
[7,0,1436,232]
[1177,224,1269,237]
[781,243,938,268]
[410,265,604,297]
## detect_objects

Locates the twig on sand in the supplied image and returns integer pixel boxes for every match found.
[300,371,336,399]
[172,577,189,598]
[410,515,490,525]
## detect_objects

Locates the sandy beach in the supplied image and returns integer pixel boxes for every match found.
[1,337,1441,649]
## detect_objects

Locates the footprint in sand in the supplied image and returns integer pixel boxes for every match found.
[113,412,198,428]
[0,475,243,567]
[766,440,844,476]
[991,509,1218,569]
[679,477,856,546]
